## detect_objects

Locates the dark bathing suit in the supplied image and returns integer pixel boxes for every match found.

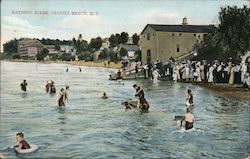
[58,93,65,107]
[189,93,193,105]
[185,121,193,130]
[21,83,27,92]
[20,140,31,149]
[136,88,149,110]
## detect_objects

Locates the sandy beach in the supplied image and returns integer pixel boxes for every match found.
[4,59,122,69]
[62,60,122,69]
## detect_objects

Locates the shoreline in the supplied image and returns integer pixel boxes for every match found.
[2,60,249,101]
[1,59,122,69]
[194,82,250,101]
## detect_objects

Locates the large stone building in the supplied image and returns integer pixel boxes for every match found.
[140,18,215,64]
[18,38,43,57]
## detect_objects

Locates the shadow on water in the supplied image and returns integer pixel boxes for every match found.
[20,92,28,98]
[207,96,247,114]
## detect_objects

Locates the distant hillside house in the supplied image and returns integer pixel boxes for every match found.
[60,45,76,55]
[18,38,43,57]
[140,18,215,64]
[44,45,58,54]
[126,37,133,45]
[100,38,110,50]
[116,44,140,60]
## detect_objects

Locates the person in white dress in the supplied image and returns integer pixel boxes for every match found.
[208,65,215,83]
[152,69,161,83]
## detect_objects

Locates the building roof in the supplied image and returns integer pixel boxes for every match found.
[141,24,215,34]
[119,44,140,51]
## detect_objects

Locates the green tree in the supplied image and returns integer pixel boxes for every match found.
[109,34,118,47]
[120,32,129,44]
[109,51,117,62]
[72,36,88,54]
[78,51,92,61]
[54,39,61,50]
[50,54,59,61]
[60,53,75,61]
[119,48,128,58]
[37,48,49,61]
[99,49,109,60]
[3,38,18,55]
[212,5,250,58]
[12,54,20,59]
[132,33,140,45]
[89,37,102,50]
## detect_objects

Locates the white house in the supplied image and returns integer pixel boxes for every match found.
[60,45,77,55]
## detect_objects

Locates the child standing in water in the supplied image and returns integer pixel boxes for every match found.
[14,132,31,150]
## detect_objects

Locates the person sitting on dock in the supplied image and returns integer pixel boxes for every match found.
[101,92,108,99]
[14,132,31,150]
[20,80,27,92]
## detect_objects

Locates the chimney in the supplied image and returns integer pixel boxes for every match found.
[182,17,188,25]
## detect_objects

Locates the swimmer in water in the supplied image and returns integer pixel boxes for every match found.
[183,108,195,130]
[20,80,27,92]
[101,92,108,99]
[186,89,193,107]
[58,88,66,107]
[14,132,31,150]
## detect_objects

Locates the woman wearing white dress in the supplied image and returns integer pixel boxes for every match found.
[152,69,161,83]
[195,65,201,82]
[185,65,190,81]
[208,65,215,83]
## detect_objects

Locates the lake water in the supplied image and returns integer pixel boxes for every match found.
[0,61,249,159]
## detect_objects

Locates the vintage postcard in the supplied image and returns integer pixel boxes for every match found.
[0,0,249,158]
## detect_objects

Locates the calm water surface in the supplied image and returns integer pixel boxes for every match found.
[0,61,249,158]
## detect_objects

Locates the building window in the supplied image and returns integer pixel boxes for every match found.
[172,33,175,36]
[194,34,196,37]
[198,35,201,39]
[147,33,150,40]
[177,44,180,52]
[147,50,151,63]
[179,33,182,36]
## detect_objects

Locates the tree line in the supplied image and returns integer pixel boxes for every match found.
[2,5,249,61]
[2,32,140,61]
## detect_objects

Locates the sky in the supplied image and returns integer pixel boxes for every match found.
[0,0,249,52]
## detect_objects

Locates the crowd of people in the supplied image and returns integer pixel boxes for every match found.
[139,58,250,88]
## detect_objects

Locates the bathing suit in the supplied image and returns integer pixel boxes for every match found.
[58,93,65,107]
[21,83,27,92]
[50,86,56,94]
[188,93,193,105]
[185,121,193,130]
[20,140,31,149]
[139,98,149,110]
